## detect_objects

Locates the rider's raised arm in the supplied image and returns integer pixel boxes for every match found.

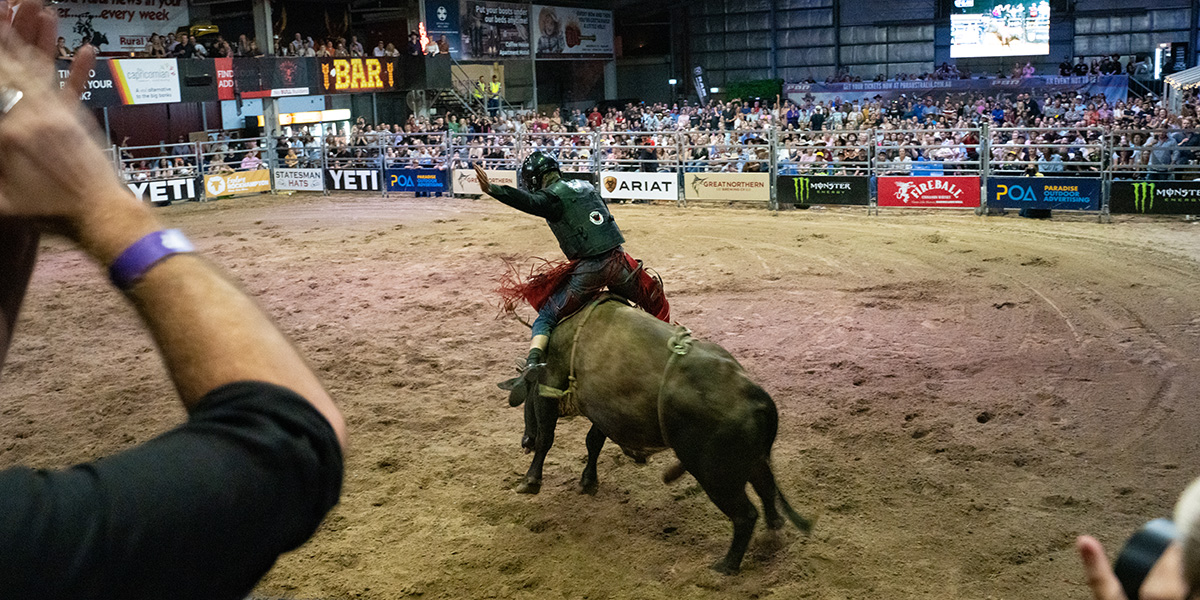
[489,186,565,221]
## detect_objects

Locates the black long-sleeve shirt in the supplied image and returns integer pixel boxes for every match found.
[0,380,343,600]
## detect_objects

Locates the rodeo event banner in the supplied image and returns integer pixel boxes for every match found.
[878,176,981,208]
[988,177,1101,211]
[54,0,191,54]
[1110,181,1200,215]
[532,5,614,59]
[777,175,870,206]
[460,1,530,60]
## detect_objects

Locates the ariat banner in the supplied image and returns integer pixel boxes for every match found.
[454,169,518,195]
[204,170,271,198]
[777,175,870,206]
[1111,181,1200,215]
[325,169,382,192]
[274,169,324,192]
[684,173,770,202]
[386,169,449,193]
[598,172,677,201]
[128,177,199,206]
[988,177,1101,211]
[878,176,981,208]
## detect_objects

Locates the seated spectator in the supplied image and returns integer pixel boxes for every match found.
[373,40,387,57]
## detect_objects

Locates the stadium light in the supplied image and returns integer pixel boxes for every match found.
[668,78,678,85]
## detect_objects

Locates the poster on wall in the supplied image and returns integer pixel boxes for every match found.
[59,59,182,106]
[54,0,191,54]
[531,5,613,59]
[460,1,529,60]
[425,0,462,59]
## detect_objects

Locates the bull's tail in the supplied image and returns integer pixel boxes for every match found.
[776,486,814,534]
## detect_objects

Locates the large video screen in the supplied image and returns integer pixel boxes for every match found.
[950,1,1050,58]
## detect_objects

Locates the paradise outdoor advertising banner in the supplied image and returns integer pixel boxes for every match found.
[599,172,678,201]
[878,176,981,208]
[453,169,518,195]
[777,176,871,206]
[532,5,614,59]
[987,177,1101,211]
[203,170,271,198]
[54,0,191,54]
[683,173,770,202]
[386,169,449,193]
[460,1,530,60]
[1110,181,1200,215]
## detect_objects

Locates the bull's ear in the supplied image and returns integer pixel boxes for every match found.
[498,376,521,391]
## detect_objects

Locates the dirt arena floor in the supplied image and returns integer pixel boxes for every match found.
[4,192,1200,599]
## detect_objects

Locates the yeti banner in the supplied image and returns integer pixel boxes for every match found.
[55,0,191,54]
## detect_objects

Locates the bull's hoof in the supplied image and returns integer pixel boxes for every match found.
[710,558,741,575]
[521,434,535,453]
[515,478,542,494]
[579,477,598,496]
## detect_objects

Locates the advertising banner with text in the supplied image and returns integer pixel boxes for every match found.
[320,58,397,95]
[532,5,614,59]
[878,176,981,208]
[777,175,871,206]
[461,1,530,60]
[453,169,518,195]
[386,169,449,193]
[599,171,678,201]
[55,0,191,54]
[204,170,272,198]
[1111,181,1200,215]
[274,169,324,192]
[988,177,1101,211]
[684,173,770,202]
[425,0,463,59]
[325,169,382,192]
[128,177,199,206]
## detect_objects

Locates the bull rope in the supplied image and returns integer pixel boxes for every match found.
[656,326,694,449]
[536,296,607,417]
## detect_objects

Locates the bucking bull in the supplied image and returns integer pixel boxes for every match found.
[500,294,813,574]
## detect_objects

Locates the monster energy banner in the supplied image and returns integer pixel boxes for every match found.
[1111,181,1200,215]
[777,175,870,206]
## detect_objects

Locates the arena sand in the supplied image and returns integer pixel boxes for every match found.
[3,193,1200,600]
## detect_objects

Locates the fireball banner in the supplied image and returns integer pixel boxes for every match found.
[684,173,770,203]
[878,176,981,208]
[532,5,614,59]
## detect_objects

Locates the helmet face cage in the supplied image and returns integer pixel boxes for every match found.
[520,152,559,190]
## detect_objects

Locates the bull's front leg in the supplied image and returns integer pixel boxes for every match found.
[579,424,606,495]
[517,395,559,494]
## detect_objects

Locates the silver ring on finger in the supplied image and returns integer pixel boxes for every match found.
[0,88,23,117]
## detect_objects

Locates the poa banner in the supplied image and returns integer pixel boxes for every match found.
[988,177,1101,211]
[204,170,271,198]
[274,169,324,192]
[599,171,677,201]
[777,175,870,206]
[386,169,449,193]
[128,177,199,206]
[453,169,518,195]
[1110,181,1200,215]
[878,176,981,208]
[684,173,770,202]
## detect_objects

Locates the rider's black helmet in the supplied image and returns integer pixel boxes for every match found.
[520,151,560,191]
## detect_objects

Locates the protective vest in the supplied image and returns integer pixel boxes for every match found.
[490,81,501,96]
[473,82,485,99]
[544,179,624,259]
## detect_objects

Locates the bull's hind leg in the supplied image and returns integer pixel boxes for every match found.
[692,474,758,575]
[517,396,559,494]
[749,460,786,530]
[579,424,606,495]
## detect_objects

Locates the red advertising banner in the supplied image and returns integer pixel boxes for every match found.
[877,176,981,208]
[215,57,234,101]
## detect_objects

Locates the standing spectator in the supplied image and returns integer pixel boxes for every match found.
[1059,56,1073,76]
[488,74,502,117]
[289,32,304,56]
[373,40,387,57]
[349,35,364,56]
[407,31,422,55]
[1073,57,1090,76]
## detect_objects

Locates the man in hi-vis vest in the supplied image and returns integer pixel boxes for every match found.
[488,74,502,117]
[472,76,486,112]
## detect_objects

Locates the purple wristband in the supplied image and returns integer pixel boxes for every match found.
[108,229,195,291]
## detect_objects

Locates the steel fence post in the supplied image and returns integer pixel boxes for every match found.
[978,122,990,216]
[768,127,778,211]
